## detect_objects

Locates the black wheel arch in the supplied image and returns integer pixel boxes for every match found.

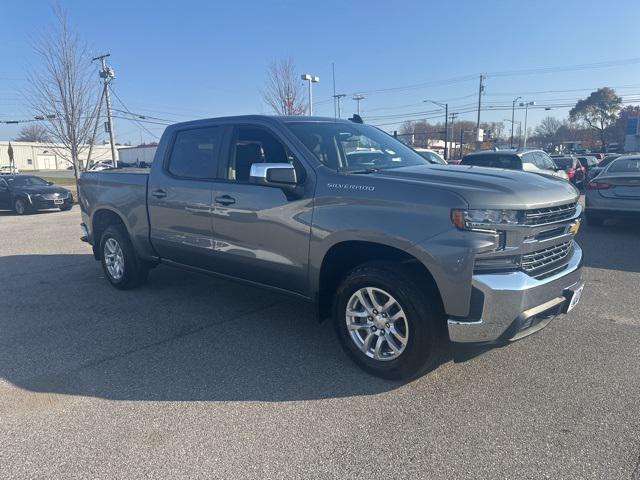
[316,240,443,323]
[91,209,129,260]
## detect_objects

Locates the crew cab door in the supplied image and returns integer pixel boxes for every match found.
[209,123,314,296]
[147,124,225,268]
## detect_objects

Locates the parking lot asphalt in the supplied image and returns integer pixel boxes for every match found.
[0,208,639,479]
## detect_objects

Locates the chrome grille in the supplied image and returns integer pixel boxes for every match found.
[524,203,577,225]
[41,192,68,200]
[521,241,573,277]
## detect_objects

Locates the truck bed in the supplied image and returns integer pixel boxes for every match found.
[79,169,152,257]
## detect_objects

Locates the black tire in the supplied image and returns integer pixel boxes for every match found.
[333,261,444,380]
[99,224,148,289]
[59,204,73,211]
[13,197,31,215]
[585,212,605,227]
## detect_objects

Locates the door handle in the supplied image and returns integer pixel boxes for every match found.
[214,195,236,206]
[151,189,167,199]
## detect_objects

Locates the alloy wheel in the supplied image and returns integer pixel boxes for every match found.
[104,238,125,280]
[345,287,409,361]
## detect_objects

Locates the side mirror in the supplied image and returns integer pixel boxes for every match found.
[249,163,297,188]
[47,181,54,185]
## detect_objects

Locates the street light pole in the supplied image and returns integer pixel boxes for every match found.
[519,101,536,148]
[424,100,449,160]
[301,74,320,116]
[511,96,522,148]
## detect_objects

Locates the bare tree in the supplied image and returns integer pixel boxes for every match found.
[262,57,306,115]
[14,124,51,143]
[534,116,563,147]
[26,6,100,187]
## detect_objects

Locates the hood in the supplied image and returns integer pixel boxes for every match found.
[13,185,71,196]
[372,164,579,209]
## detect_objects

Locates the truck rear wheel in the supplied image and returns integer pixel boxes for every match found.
[333,262,443,380]
[99,224,148,289]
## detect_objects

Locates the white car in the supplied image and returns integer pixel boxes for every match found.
[87,161,114,172]
[461,150,569,180]
[0,165,19,175]
[413,148,447,165]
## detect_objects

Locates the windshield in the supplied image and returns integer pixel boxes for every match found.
[6,176,49,187]
[553,158,573,169]
[608,157,640,173]
[417,150,446,165]
[286,122,430,172]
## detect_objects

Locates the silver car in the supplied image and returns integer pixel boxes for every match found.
[585,155,640,226]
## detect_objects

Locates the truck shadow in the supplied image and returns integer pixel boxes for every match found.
[0,254,465,403]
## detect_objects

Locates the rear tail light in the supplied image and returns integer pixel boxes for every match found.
[567,168,575,179]
[587,181,610,190]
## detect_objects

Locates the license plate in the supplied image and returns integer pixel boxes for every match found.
[567,284,584,312]
[54,199,64,205]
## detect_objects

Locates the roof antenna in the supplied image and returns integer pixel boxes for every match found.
[349,114,363,124]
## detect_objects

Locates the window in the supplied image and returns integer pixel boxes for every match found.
[228,127,299,182]
[608,157,640,173]
[463,154,521,169]
[287,122,429,171]
[6,176,48,186]
[168,127,221,179]
[553,157,573,169]
[522,152,539,168]
[536,151,557,170]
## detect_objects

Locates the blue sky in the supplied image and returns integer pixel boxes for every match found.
[2,0,640,143]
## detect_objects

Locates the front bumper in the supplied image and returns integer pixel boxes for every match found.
[448,243,583,344]
[31,196,73,210]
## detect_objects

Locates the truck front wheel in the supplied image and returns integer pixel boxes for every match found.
[99,224,148,289]
[333,262,443,380]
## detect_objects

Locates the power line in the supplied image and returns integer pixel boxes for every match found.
[109,86,166,139]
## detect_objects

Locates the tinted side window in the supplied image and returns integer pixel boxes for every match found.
[168,127,221,179]
[463,154,519,169]
[463,154,493,166]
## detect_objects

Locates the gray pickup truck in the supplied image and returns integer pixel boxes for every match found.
[79,115,584,379]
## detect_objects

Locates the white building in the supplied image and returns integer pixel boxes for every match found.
[0,141,116,171]
[118,144,157,166]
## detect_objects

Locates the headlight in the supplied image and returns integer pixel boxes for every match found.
[451,208,522,231]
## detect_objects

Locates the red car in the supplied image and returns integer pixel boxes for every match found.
[552,156,586,187]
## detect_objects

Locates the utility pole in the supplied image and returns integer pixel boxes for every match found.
[86,87,105,167]
[424,100,449,160]
[510,96,522,148]
[93,53,117,167]
[449,112,458,159]
[332,63,337,118]
[476,74,486,146]
[333,94,346,118]
[352,94,365,115]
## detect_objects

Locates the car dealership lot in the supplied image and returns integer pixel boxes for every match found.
[0,209,639,479]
